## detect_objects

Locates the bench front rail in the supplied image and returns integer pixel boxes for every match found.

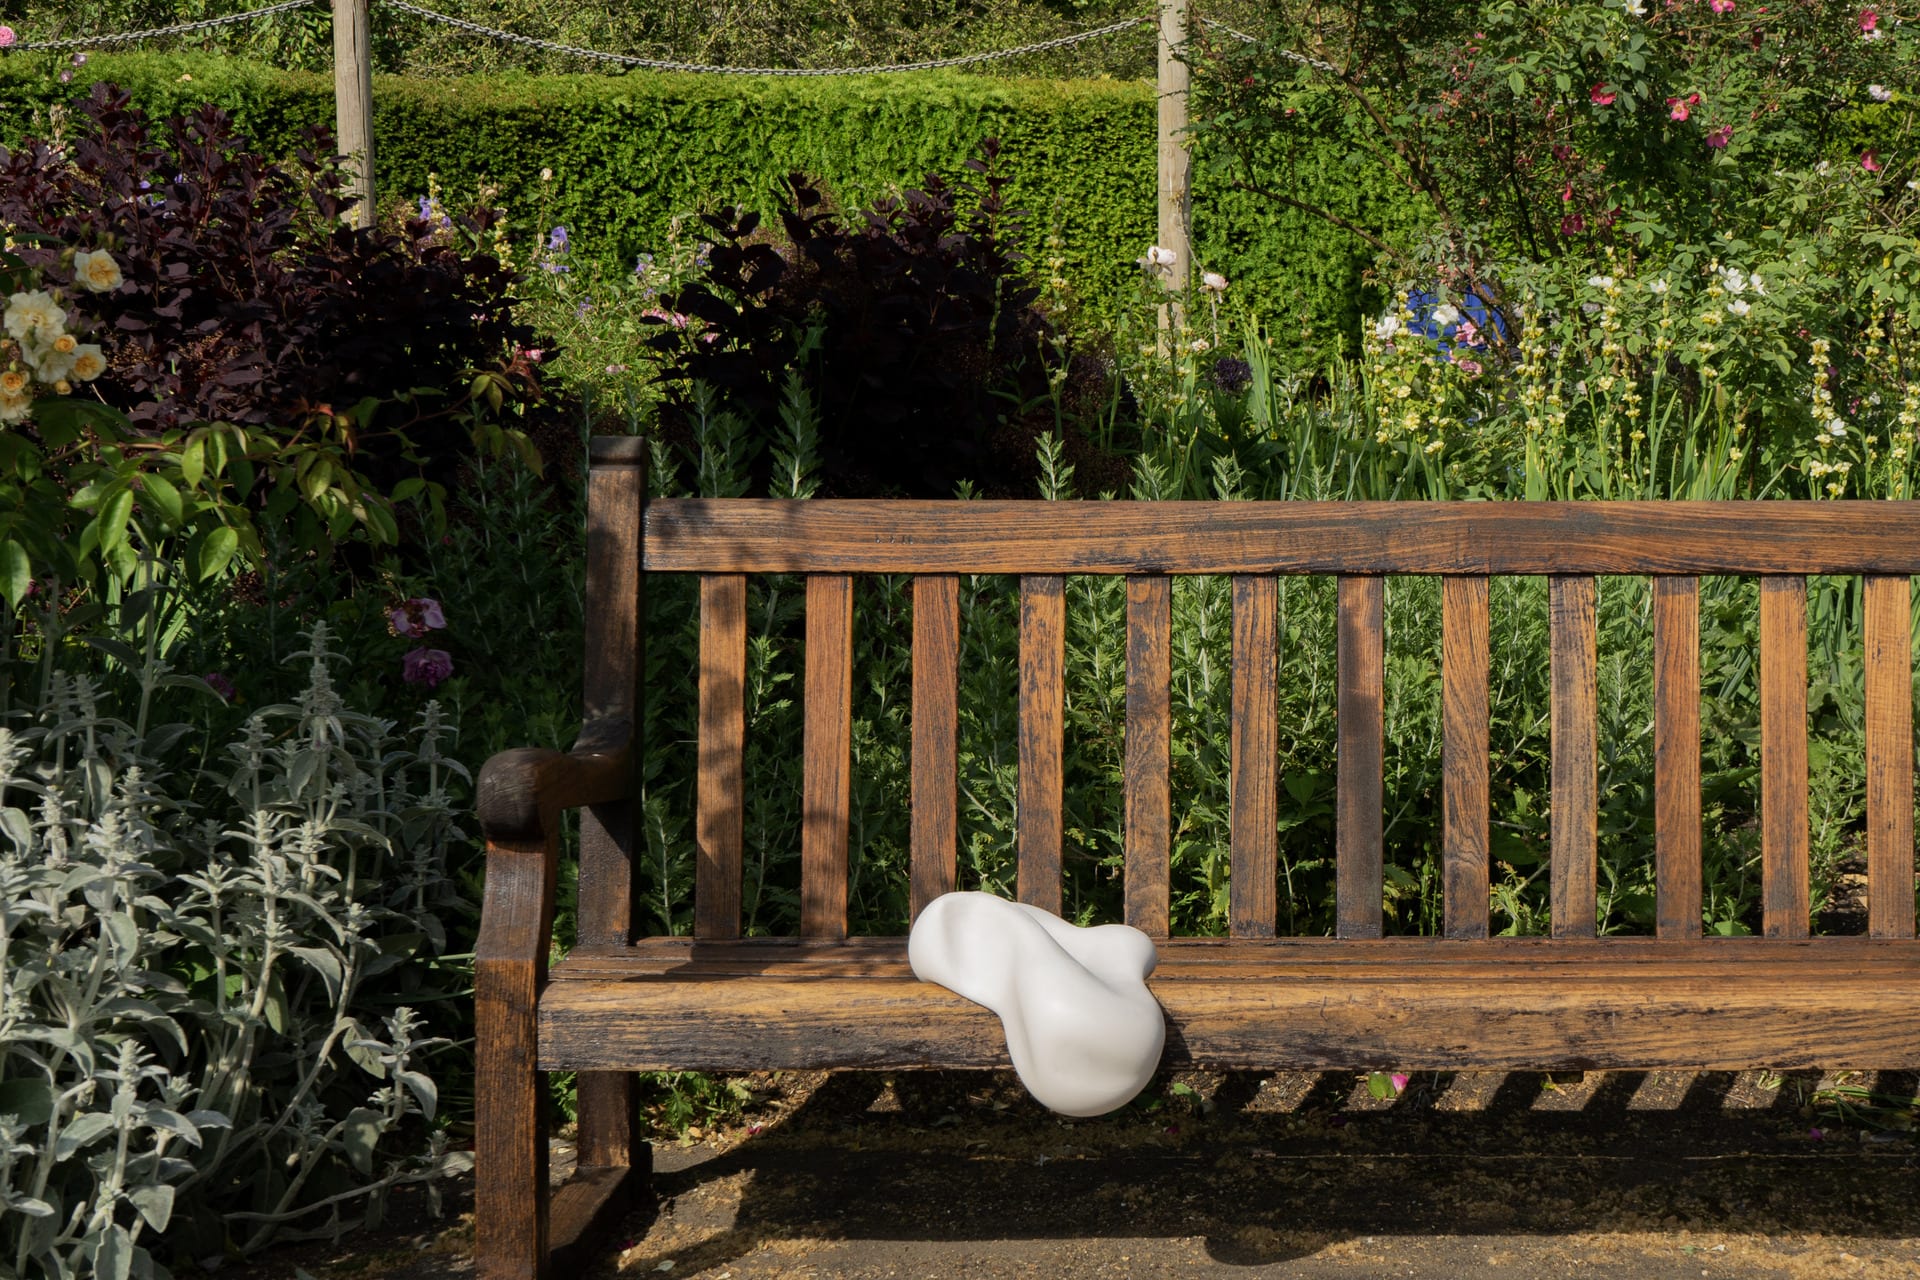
[473,436,1920,1280]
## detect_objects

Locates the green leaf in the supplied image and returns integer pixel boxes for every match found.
[0,1078,55,1126]
[94,1223,134,1280]
[138,473,183,528]
[1366,1071,1396,1100]
[198,526,239,580]
[341,1107,384,1177]
[127,1184,175,1233]
[54,1111,115,1160]
[179,437,205,489]
[97,488,135,556]
[1507,69,1525,97]
[0,539,29,608]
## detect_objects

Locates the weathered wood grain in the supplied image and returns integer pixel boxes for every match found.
[1550,576,1598,939]
[1442,576,1490,940]
[646,500,1920,575]
[1125,575,1173,938]
[550,934,1920,979]
[539,937,1920,1073]
[1865,575,1916,939]
[1018,575,1065,915]
[802,575,854,939]
[695,575,746,941]
[574,441,647,1186]
[1760,576,1810,939]
[1654,576,1702,940]
[910,575,960,923]
[1337,576,1384,939]
[475,833,557,1280]
[1230,576,1278,938]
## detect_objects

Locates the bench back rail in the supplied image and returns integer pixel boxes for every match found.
[599,446,1920,947]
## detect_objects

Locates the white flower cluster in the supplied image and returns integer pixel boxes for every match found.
[0,253,114,424]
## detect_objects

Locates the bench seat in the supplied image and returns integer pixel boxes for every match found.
[540,936,1920,1074]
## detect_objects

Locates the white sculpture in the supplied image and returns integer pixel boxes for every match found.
[907,891,1166,1117]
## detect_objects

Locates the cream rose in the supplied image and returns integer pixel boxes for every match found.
[4,290,66,342]
[72,249,124,293]
[0,390,29,424]
[69,344,107,382]
[0,369,27,396]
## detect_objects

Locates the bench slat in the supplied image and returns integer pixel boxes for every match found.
[646,499,1920,575]
[1336,576,1384,939]
[1550,576,1598,939]
[910,575,961,924]
[1866,575,1916,939]
[695,574,746,940]
[540,938,1920,1073]
[1654,576,1702,939]
[802,575,854,939]
[1124,575,1173,937]
[1442,576,1490,940]
[1230,576,1279,938]
[578,445,645,948]
[1018,575,1065,914]
[1760,576,1810,939]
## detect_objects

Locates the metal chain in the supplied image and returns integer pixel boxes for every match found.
[9,0,321,52]
[1198,16,1340,75]
[382,0,1150,76]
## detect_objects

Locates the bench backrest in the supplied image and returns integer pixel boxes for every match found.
[583,436,1920,946]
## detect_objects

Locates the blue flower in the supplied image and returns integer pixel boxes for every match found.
[547,225,570,254]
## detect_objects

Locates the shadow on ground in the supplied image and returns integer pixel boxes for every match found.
[227,1068,1920,1279]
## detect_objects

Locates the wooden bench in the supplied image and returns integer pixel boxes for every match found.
[473,435,1920,1280]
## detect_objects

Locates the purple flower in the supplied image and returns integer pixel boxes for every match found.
[1390,1073,1410,1094]
[547,225,569,254]
[59,69,73,82]
[71,52,86,65]
[204,672,236,702]
[1211,355,1253,393]
[388,596,447,638]
[403,648,454,688]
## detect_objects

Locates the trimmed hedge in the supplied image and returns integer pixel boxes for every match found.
[0,52,1424,356]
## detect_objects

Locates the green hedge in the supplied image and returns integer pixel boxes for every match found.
[0,52,1424,357]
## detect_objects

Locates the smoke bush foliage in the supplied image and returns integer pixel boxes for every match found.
[0,625,471,1279]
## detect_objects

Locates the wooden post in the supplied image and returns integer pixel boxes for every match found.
[332,0,375,228]
[1156,0,1192,324]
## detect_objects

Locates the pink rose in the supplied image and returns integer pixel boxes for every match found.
[403,648,454,689]
[1862,149,1882,172]
[1706,125,1733,149]
[387,597,447,638]
[1590,84,1616,106]
[0,27,16,47]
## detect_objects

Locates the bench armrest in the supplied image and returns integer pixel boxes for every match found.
[475,720,634,978]
[477,718,635,845]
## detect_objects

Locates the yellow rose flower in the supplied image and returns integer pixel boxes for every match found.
[72,249,124,293]
[0,369,27,395]
[69,344,107,382]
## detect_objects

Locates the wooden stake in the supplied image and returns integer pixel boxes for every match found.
[332,0,375,228]
[1156,0,1192,324]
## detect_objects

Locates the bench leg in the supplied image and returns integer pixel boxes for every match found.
[475,968,549,1280]
[550,1071,648,1271]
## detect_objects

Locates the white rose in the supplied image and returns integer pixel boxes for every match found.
[1432,303,1462,327]
[1726,299,1751,317]
[1200,271,1228,294]
[1139,245,1177,269]
[29,344,75,382]
[71,249,123,293]
[4,290,66,342]
[1648,278,1671,295]
[1587,275,1615,290]
[1373,313,1402,341]
[0,391,30,424]
[69,344,107,382]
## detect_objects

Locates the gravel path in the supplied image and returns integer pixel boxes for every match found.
[225,1068,1920,1279]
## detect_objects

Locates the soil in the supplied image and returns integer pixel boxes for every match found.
[218,1068,1920,1279]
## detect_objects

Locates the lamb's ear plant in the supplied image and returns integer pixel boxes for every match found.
[0,622,472,1278]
